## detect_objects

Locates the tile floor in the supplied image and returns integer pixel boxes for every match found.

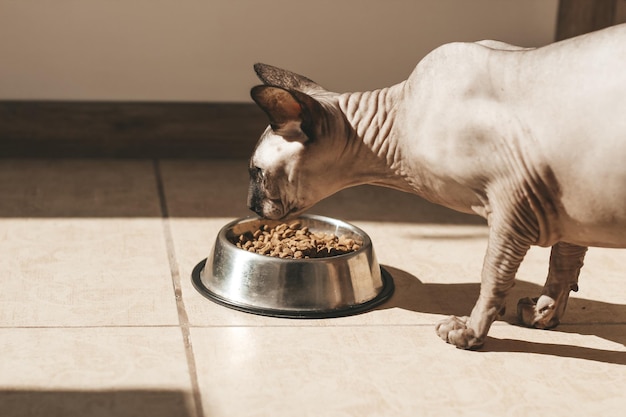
[0,159,624,417]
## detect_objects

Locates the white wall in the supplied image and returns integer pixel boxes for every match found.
[0,0,558,102]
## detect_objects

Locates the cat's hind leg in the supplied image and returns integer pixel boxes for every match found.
[517,242,587,329]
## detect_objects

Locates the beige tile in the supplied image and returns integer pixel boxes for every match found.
[190,324,626,417]
[0,327,197,417]
[0,159,179,326]
[0,218,179,326]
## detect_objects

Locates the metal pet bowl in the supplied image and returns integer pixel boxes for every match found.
[191,214,394,318]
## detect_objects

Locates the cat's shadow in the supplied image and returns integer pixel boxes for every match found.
[379,265,626,365]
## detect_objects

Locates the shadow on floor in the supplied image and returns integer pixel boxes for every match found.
[380,265,626,365]
[0,389,196,417]
[0,159,487,225]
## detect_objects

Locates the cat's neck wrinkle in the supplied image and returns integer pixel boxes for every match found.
[338,83,405,168]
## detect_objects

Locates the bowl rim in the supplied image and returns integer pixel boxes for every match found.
[220,213,373,263]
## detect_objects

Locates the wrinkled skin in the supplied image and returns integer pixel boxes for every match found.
[247,24,626,349]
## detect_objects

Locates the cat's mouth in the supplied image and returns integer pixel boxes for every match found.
[249,197,298,220]
[280,205,304,220]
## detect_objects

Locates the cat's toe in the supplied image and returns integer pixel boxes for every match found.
[435,316,483,350]
[516,296,560,329]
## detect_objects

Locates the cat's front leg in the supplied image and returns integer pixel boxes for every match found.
[436,199,535,349]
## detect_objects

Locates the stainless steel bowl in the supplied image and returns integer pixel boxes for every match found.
[192,214,394,318]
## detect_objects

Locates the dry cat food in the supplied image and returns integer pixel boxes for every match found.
[234,221,363,259]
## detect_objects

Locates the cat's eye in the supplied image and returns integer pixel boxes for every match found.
[249,166,265,180]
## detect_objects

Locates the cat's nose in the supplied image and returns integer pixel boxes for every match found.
[247,180,265,217]
[248,200,264,217]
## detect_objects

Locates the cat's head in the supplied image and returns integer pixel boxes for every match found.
[247,64,350,219]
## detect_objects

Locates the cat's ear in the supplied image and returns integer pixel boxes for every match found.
[254,63,324,93]
[250,85,325,141]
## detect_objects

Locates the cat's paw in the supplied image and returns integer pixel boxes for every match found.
[517,296,560,329]
[435,316,484,350]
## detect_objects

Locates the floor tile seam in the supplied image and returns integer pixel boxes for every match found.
[152,160,191,326]
[493,321,626,326]
[153,159,205,417]
[1,322,623,330]
[557,322,626,327]
[186,323,436,329]
[183,321,626,329]
[0,325,182,330]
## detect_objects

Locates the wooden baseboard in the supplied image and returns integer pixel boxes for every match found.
[556,0,618,41]
[0,101,267,158]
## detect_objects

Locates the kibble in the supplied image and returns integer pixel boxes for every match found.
[233,221,362,259]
